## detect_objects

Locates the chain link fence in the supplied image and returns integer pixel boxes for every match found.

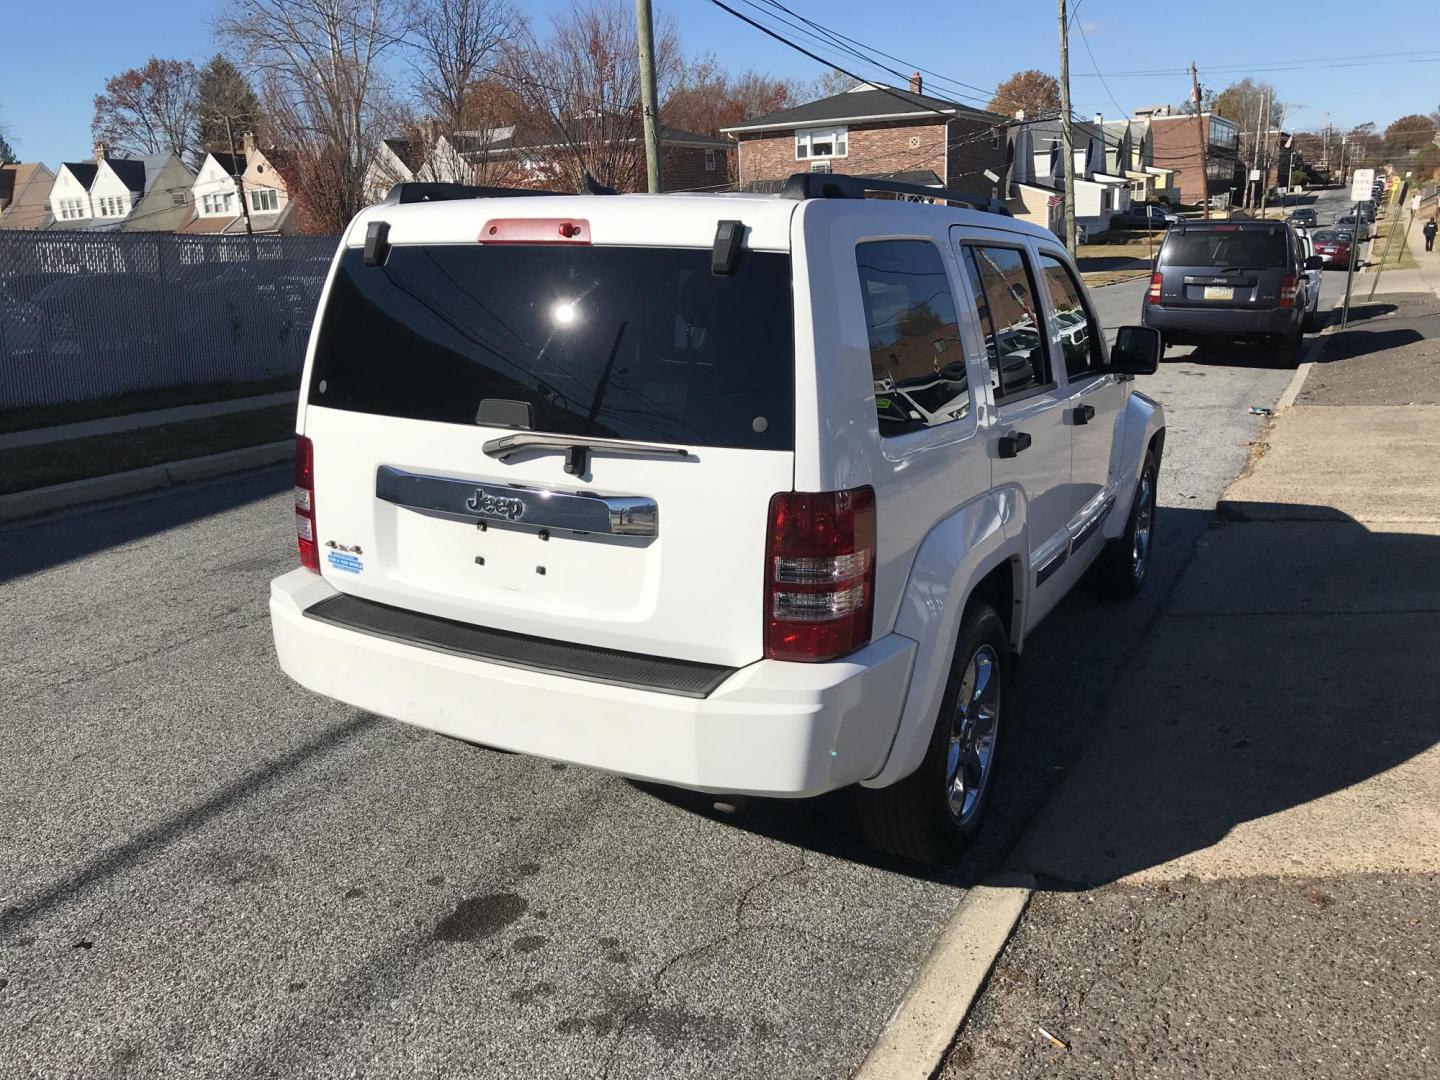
[0,231,338,410]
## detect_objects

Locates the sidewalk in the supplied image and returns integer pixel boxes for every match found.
[943,287,1440,1076]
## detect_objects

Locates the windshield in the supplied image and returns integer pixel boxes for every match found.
[309,244,795,451]
[1161,229,1289,268]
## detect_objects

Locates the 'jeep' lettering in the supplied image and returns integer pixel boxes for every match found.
[465,489,525,521]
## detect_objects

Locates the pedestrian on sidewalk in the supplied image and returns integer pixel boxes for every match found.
[1425,218,1437,252]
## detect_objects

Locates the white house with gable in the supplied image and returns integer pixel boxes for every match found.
[183,151,246,232]
[49,144,148,230]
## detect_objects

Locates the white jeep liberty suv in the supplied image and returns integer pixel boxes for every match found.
[270,173,1166,864]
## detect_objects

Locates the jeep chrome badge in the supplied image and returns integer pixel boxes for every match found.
[466,488,525,522]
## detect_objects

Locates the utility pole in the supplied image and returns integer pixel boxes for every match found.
[223,115,254,237]
[1190,62,1210,220]
[1059,0,1077,251]
[1258,88,1271,219]
[634,0,663,193]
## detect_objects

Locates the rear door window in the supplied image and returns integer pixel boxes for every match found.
[959,244,1053,402]
[856,239,971,435]
[1161,228,1288,268]
[310,244,795,450]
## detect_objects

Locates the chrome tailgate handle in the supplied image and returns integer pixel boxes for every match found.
[375,466,658,537]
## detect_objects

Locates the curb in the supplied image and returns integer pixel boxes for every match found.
[853,871,1034,1080]
[0,440,292,524]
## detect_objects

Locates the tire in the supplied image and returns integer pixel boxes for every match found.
[857,604,1010,866]
[1091,452,1159,600]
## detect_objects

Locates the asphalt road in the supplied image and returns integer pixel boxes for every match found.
[0,280,1342,1079]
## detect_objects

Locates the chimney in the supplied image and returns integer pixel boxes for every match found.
[241,130,256,157]
[908,72,922,95]
[93,141,108,163]
[420,118,438,144]
[1094,112,1103,127]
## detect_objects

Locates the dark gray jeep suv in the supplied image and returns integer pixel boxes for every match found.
[1142,220,1323,364]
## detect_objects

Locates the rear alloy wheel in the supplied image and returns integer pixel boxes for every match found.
[1092,452,1158,599]
[858,604,1010,866]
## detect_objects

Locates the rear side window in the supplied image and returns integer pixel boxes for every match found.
[309,244,795,450]
[856,240,970,435]
[1038,253,1103,381]
[960,244,1053,402]
[1161,228,1288,268]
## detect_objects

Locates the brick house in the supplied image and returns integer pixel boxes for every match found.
[1142,107,1244,208]
[720,77,1010,201]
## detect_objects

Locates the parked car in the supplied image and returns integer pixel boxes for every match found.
[1115,204,1179,229]
[1311,228,1354,269]
[1286,208,1318,228]
[1141,219,1323,363]
[1292,229,1324,330]
[268,173,1166,865]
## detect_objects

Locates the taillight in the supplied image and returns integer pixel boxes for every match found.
[1146,272,1162,304]
[1279,274,1298,308]
[764,487,876,662]
[295,435,319,572]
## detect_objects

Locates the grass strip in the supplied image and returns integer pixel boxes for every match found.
[0,404,295,495]
[1,376,299,435]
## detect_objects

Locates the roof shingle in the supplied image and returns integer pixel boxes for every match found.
[723,86,1006,133]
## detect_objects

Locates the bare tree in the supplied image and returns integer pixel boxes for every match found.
[500,0,681,192]
[219,0,408,232]
[408,0,526,184]
[92,58,199,159]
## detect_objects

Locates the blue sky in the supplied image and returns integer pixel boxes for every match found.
[1,0,1432,168]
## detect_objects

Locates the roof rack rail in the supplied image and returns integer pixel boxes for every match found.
[381,181,571,205]
[778,172,1012,216]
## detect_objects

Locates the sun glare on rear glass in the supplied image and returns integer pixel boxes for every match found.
[552,301,578,326]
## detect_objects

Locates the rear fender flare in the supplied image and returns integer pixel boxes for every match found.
[862,492,1020,790]
[1105,391,1166,540]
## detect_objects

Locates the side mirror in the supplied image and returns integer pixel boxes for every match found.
[1109,326,1161,376]
[1303,254,1324,271]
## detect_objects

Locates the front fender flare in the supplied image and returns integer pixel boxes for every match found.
[1105,389,1166,540]
[862,492,1021,790]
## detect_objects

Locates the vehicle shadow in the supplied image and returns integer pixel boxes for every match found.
[638,502,1440,889]
[0,465,290,585]
[1168,339,1292,369]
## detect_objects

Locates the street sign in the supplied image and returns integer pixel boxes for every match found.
[1413,195,1422,212]
[1350,168,1375,202]
[1248,169,1262,181]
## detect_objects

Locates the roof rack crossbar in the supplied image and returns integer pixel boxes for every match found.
[381,181,572,205]
[778,172,1012,216]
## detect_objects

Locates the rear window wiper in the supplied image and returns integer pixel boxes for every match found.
[482,432,691,476]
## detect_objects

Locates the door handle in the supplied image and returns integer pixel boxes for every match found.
[1073,404,1096,425]
[998,431,1032,458]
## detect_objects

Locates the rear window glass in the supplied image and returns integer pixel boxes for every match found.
[309,244,795,450]
[1161,229,1288,268]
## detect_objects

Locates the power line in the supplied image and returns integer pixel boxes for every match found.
[749,0,993,101]
[704,0,1011,126]
[1074,20,1126,121]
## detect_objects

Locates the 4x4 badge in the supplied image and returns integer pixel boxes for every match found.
[466,489,525,522]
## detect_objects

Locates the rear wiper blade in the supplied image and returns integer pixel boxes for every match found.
[482,432,690,475]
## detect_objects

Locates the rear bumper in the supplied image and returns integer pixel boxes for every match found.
[1143,302,1299,338]
[270,569,915,797]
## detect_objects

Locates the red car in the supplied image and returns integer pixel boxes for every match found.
[1311,229,1353,268]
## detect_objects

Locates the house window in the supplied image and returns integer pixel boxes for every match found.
[1101,189,1112,212]
[992,128,1000,149]
[251,187,279,212]
[172,192,188,206]
[704,149,718,173]
[795,126,847,160]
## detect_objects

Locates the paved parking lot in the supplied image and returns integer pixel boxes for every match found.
[0,274,1342,1078]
